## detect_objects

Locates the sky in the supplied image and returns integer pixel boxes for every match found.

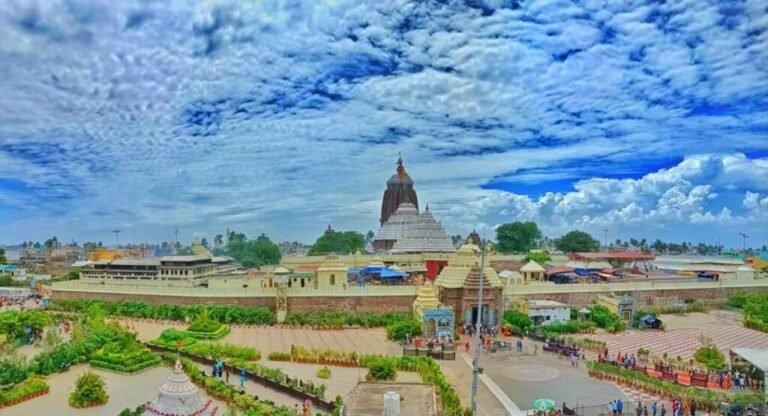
[0,0,767,248]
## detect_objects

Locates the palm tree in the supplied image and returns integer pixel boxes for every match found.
[214,233,224,248]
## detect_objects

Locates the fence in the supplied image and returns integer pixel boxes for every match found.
[550,401,767,416]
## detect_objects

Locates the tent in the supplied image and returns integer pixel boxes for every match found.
[639,314,662,329]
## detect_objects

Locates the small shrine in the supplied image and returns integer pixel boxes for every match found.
[520,260,546,282]
[144,360,216,416]
[413,283,454,339]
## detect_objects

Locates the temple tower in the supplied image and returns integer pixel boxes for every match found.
[380,155,419,226]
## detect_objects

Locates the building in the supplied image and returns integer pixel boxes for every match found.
[520,260,546,283]
[515,299,571,326]
[435,243,503,326]
[413,283,454,338]
[380,156,419,226]
[596,294,635,321]
[568,252,655,270]
[144,360,216,416]
[372,203,455,254]
[0,265,26,281]
[78,255,237,288]
[344,383,439,416]
[88,249,125,262]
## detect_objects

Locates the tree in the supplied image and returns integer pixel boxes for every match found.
[495,222,541,253]
[214,234,224,247]
[693,345,726,371]
[69,371,109,408]
[503,310,532,331]
[226,232,281,268]
[308,230,365,255]
[365,230,375,241]
[652,239,666,254]
[0,248,6,264]
[523,251,551,264]
[554,230,600,253]
[201,237,208,247]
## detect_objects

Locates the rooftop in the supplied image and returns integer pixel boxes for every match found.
[732,348,768,372]
[160,255,211,262]
[111,258,161,267]
[344,383,438,416]
[570,251,655,261]
[528,300,569,308]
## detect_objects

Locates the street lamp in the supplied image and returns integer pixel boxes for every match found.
[470,243,488,414]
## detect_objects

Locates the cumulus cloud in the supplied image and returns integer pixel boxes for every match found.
[0,0,766,247]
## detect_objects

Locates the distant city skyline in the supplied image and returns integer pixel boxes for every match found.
[0,1,766,247]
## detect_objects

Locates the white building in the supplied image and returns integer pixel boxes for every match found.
[78,255,238,288]
[526,300,571,326]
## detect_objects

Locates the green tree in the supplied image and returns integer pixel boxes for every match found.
[554,230,600,253]
[652,239,666,254]
[495,222,541,253]
[693,345,726,371]
[523,251,551,264]
[503,310,532,331]
[69,371,109,408]
[308,230,365,255]
[226,232,281,268]
[0,248,6,264]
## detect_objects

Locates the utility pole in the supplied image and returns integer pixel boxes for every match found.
[717,236,721,256]
[112,229,122,249]
[470,243,487,415]
[603,229,608,250]
[740,232,749,253]
[175,228,179,249]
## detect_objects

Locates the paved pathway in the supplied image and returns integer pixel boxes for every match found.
[124,319,401,355]
[573,326,768,361]
[3,364,216,416]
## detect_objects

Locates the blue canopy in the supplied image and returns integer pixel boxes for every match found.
[379,268,408,279]
[640,314,655,322]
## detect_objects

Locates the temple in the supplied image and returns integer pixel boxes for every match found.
[380,155,419,226]
[144,360,216,416]
[371,203,455,253]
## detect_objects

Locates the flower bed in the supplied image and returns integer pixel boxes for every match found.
[182,342,260,362]
[588,361,764,409]
[0,377,49,409]
[89,341,161,374]
[185,325,230,340]
[149,328,198,349]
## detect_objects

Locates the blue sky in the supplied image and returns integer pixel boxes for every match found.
[0,0,767,248]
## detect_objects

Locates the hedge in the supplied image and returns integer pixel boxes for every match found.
[90,356,161,374]
[0,377,49,408]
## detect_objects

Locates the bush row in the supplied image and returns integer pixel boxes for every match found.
[0,377,49,409]
[49,300,277,325]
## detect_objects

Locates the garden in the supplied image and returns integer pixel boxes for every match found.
[502,305,623,338]
[267,345,470,415]
[728,292,768,332]
[184,309,230,340]
[0,305,161,409]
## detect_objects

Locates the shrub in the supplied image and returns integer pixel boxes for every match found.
[366,358,396,381]
[183,342,260,362]
[68,372,108,408]
[694,345,726,371]
[151,328,198,349]
[503,310,532,330]
[316,366,331,379]
[386,319,422,341]
[0,376,48,407]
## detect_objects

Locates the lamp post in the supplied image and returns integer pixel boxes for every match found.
[470,243,487,415]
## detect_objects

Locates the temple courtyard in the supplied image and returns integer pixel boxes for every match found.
[573,309,768,361]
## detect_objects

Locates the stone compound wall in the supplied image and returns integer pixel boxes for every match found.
[506,286,768,308]
[52,289,416,313]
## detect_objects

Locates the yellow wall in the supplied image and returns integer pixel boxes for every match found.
[88,249,124,262]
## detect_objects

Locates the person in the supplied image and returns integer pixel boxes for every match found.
[239,368,246,388]
[617,399,623,415]
[226,369,230,383]
[643,404,648,416]
[608,401,616,416]
[652,402,658,416]
[534,344,539,355]
[636,402,643,416]
[690,401,696,416]
[466,340,470,352]
[660,404,666,416]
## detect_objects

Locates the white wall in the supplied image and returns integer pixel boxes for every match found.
[529,307,570,326]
